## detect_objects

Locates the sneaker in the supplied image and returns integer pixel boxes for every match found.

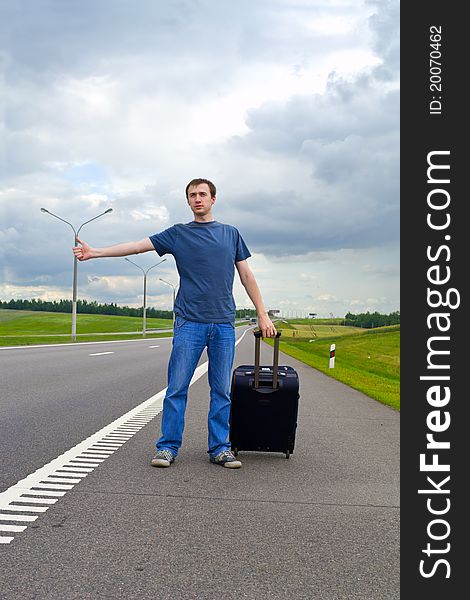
[151,449,175,468]
[210,450,242,469]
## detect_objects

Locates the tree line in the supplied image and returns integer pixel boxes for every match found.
[0,299,399,326]
[0,297,259,320]
[0,298,174,320]
[344,311,400,328]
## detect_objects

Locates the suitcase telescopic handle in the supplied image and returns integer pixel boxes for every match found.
[253,330,281,389]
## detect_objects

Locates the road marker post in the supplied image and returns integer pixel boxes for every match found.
[329,343,335,368]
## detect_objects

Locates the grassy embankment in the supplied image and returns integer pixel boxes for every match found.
[0,309,250,346]
[0,309,174,346]
[267,320,400,411]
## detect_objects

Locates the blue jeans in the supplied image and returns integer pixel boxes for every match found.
[156,317,236,458]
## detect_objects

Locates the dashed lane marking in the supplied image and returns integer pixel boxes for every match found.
[0,328,249,545]
[89,351,114,356]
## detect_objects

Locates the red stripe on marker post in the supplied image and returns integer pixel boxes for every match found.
[329,343,336,368]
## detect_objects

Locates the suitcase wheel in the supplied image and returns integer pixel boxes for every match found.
[233,448,238,457]
[285,450,290,459]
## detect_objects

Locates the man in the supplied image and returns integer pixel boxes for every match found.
[73,178,276,469]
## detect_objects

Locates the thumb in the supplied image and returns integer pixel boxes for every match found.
[75,236,85,246]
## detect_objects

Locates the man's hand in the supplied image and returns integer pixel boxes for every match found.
[72,237,153,260]
[73,237,94,261]
[258,314,277,338]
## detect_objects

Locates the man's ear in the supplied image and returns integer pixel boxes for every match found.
[211,196,216,205]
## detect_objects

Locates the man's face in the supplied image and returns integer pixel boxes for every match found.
[187,183,215,216]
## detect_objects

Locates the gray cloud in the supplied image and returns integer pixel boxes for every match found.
[217,0,399,257]
[367,0,399,80]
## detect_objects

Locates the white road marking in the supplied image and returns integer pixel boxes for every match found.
[89,351,114,356]
[0,337,173,351]
[0,525,27,533]
[42,477,82,484]
[0,514,38,522]
[116,428,140,432]
[22,490,66,497]
[93,440,124,445]
[148,345,160,348]
[3,505,49,513]
[56,470,92,476]
[15,497,58,505]
[0,328,249,545]
[33,483,74,491]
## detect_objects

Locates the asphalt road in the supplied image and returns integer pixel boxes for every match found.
[0,326,399,600]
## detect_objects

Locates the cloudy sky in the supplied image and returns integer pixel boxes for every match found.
[0,0,399,318]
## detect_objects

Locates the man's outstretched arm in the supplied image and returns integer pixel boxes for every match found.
[236,259,277,338]
[72,236,154,261]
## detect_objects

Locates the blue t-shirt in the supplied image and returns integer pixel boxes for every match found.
[149,221,251,323]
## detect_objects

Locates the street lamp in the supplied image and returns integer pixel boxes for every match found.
[125,257,167,336]
[159,278,177,325]
[40,207,113,342]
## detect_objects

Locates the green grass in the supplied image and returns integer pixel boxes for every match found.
[0,309,173,346]
[273,321,360,338]
[267,322,400,411]
[0,309,247,346]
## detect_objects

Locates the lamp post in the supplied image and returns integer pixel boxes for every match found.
[125,258,167,336]
[40,207,113,342]
[159,278,177,325]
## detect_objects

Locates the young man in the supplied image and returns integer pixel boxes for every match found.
[73,178,276,469]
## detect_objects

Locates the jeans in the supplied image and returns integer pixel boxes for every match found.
[156,316,236,458]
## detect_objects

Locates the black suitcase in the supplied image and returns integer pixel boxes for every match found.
[229,331,300,459]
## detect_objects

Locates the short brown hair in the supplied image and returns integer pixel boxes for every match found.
[185,178,216,199]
